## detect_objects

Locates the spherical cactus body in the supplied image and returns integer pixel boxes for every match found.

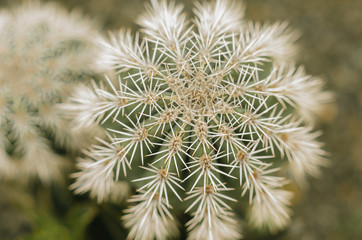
[0,2,99,184]
[67,0,331,238]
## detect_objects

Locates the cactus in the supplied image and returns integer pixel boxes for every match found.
[0,2,99,184]
[67,0,332,239]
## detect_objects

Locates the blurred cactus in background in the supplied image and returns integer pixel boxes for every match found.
[64,0,332,239]
[0,1,100,184]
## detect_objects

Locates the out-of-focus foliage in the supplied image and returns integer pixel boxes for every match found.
[24,205,97,240]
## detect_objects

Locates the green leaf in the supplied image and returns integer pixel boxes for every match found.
[65,204,98,240]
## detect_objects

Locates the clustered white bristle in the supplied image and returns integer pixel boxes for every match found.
[0,2,99,184]
[65,0,331,239]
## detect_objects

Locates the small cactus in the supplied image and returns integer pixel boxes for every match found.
[66,0,332,238]
[0,2,99,184]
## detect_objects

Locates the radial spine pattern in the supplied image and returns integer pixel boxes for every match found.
[67,0,331,239]
[0,2,98,184]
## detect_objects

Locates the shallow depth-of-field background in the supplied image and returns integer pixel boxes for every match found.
[0,0,361,239]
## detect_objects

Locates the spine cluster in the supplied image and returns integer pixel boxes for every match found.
[0,2,98,184]
[65,0,331,239]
